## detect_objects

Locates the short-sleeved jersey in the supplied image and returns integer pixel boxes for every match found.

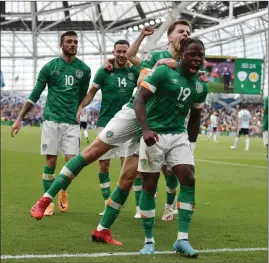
[93,65,139,127]
[210,115,218,128]
[140,65,208,134]
[238,109,251,129]
[262,96,268,131]
[127,49,173,109]
[28,57,91,125]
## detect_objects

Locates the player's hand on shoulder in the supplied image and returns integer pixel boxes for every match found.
[156,58,177,69]
[198,71,209,82]
[10,119,22,137]
[142,26,154,36]
[142,129,159,147]
[104,60,114,72]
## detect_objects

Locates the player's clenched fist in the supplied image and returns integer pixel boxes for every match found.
[142,26,154,36]
[142,129,159,147]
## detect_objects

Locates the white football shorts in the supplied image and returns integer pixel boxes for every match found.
[41,120,80,156]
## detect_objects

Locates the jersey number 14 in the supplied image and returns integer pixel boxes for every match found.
[118,77,127,88]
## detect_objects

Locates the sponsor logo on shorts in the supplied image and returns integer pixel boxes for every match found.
[141,159,147,168]
[196,82,203,93]
[128,72,135,80]
[76,70,84,78]
[42,144,47,151]
[106,131,114,138]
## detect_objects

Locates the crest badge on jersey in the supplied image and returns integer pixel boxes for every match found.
[76,70,84,78]
[128,72,135,80]
[107,131,114,138]
[171,79,178,84]
[196,82,203,93]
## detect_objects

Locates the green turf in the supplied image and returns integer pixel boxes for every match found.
[208,82,233,93]
[1,126,268,263]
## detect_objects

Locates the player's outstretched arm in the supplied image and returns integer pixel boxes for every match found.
[134,86,158,146]
[10,100,34,137]
[76,85,98,123]
[126,26,154,68]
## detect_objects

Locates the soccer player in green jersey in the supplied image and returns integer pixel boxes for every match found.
[134,38,207,256]
[29,25,178,227]
[262,96,268,159]
[76,39,139,215]
[11,31,91,216]
[126,21,192,220]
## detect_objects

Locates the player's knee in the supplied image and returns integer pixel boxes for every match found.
[82,139,112,162]
[183,165,195,186]
[142,173,159,193]
[46,155,57,167]
[174,164,195,187]
[118,177,133,191]
[99,160,110,173]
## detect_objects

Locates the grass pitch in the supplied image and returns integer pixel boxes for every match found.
[1,126,268,263]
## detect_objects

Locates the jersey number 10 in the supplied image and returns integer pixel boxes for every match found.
[65,75,74,86]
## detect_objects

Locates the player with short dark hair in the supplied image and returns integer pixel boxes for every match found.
[11,30,91,215]
[134,37,207,256]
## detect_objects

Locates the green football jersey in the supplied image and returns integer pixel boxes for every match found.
[141,65,208,134]
[28,57,91,125]
[93,65,139,127]
[262,96,268,131]
[127,49,173,109]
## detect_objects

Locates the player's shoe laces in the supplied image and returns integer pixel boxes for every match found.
[172,239,199,258]
[92,229,122,246]
[161,207,174,221]
[58,191,68,212]
[31,197,51,220]
[139,243,155,254]
[44,202,54,216]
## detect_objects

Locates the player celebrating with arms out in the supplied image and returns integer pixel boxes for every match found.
[134,38,208,256]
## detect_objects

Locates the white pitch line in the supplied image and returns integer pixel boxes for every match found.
[1,248,267,260]
[201,157,265,160]
[196,159,267,169]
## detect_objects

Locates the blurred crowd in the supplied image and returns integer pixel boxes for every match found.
[1,103,42,126]
[201,103,263,136]
[1,102,264,136]
[1,102,99,128]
